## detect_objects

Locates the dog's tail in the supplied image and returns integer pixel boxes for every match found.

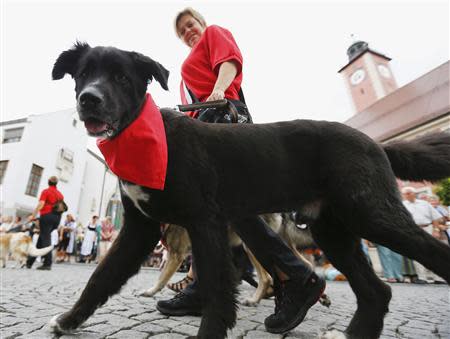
[28,243,54,257]
[383,132,450,182]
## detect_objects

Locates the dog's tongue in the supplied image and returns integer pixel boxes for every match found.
[84,118,108,134]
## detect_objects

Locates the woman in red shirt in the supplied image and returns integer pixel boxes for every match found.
[156,8,325,335]
[26,176,64,270]
[177,8,251,123]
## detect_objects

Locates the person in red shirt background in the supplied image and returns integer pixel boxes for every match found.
[26,176,64,270]
[155,8,325,335]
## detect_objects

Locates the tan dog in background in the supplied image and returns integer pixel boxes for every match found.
[138,213,330,307]
[0,232,54,268]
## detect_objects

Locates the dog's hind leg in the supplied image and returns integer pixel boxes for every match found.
[50,197,161,334]
[187,219,238,339]
[311,210,391,339]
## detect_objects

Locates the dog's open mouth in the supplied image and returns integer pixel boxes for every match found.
[84,118,114,137]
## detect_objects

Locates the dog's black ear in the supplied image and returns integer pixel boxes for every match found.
[131,52,170,90]
[52,42,90,80]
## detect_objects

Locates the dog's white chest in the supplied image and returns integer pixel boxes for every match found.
[120,181,151,217]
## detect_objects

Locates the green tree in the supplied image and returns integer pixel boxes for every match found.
[435,178,450,206]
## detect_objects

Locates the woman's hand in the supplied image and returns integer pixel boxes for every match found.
[206,88,225,102]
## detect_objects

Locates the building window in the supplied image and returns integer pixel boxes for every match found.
[0,160,8,184]
[2,127,24,143]
[25,164,43,197]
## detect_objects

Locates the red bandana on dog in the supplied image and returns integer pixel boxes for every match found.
[97,93,168,190]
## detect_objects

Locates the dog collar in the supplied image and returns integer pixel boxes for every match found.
[97,93,168,190]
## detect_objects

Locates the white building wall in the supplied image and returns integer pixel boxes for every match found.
[76,150,119,226]
[1,109,119,226]
[1,109,88,217]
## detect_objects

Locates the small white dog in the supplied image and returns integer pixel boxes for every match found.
[0,232,53,268]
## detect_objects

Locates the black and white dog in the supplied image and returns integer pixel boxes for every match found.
[49,43,450,339]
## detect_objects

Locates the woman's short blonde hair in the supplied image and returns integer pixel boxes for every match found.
[174,7,207,37]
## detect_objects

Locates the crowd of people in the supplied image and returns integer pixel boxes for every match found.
[0,211,118,266]
[368,186,449,284]
[2,181,447,284]
[0,176,118,268]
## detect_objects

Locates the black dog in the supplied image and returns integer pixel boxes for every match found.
[49,43,450,339]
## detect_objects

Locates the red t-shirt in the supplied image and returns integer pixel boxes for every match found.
[39,186,64,216]
[181,25,243,105]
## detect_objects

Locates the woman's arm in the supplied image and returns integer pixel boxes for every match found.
[206,61,238,102]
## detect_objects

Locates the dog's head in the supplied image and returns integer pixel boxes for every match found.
[52,42,169,138]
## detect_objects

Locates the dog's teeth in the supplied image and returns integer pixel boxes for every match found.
[106,129,114,137]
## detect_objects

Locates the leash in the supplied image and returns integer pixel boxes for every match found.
[177,99,239,123]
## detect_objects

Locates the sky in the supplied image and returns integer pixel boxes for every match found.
[1,0,449,126]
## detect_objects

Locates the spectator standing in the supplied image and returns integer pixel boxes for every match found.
[402,187,446,283]
[0,216,13,233]
[6,216,26,233]
[26,176,64,270]
[98,216,114,262]
[430,195,449,221]
[375,245,404,283]
[79,216,99,263]
[64,214,77,262]
[428,195,449,245]
[56,214,76,263]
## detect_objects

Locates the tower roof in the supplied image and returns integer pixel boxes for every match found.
[338,40,392,73]
[347,40,369,62]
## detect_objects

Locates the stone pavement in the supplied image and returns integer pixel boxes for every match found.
[1,263,449,339]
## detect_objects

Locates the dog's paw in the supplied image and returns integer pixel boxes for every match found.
[137,289,157,297]
[320,330,347,339]
[319,293,332,308]
[240,297,259,307]
[49,314,74,335]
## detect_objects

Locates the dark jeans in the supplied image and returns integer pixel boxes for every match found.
[26,212,61,267]
[182,215,313,297]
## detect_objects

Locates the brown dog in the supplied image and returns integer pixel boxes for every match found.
[138,213,331,307]
[0,232,53,268]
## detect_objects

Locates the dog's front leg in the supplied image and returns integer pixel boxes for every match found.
[188,219,238,339]
[50,196,161,334]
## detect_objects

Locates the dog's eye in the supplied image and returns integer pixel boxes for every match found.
[80,71,87,78]
[115,74,128,84]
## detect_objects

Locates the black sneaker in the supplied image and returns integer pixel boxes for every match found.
[36,265,51,271]
[411,277,428,284]
[264,273,326,334]
[156,292,202,316]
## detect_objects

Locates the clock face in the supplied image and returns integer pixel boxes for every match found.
[377,64,391,78]
[350,69,366,85]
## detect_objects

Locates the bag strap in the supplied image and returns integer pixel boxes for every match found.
[238,87,246,104]
[187,87,199,103]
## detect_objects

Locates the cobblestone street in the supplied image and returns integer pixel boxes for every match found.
[1,263,449,339]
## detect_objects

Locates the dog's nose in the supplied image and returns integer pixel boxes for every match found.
[79,90,102,110]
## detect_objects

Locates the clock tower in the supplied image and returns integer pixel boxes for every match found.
[338,40,398,114]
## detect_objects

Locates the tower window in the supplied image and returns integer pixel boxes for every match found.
[360,88,365,94]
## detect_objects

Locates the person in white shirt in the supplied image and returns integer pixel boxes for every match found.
[402,187,447,283]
